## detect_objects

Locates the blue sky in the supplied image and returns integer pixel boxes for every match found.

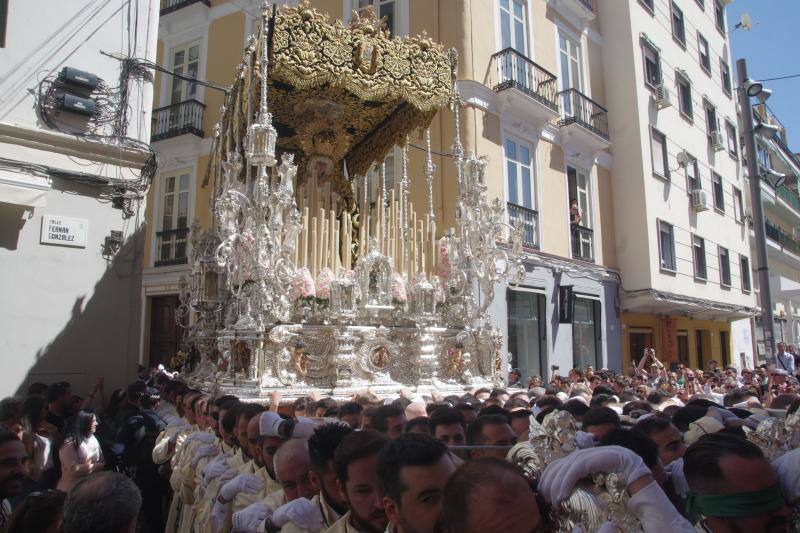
[727,0,800,152]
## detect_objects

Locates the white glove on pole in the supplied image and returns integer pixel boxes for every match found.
[538,446,652,504]
[232,502,273,533]
[192,444,220,468]
[271,498,324,530]
[220,474,265,501]
[627,479,695,533]
[773,448,800,504]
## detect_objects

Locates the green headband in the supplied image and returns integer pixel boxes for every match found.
[687,483,785,518]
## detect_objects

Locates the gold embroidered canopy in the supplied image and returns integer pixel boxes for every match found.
[211,1,456,211]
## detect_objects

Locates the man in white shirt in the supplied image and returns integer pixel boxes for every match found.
[775,342,796,375]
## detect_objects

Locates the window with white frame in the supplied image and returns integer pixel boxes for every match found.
[693,234,707,280]
[677,72,693,119]
[505,138,535,210]
[671,2,686,45]
[170,42,200,104]
[740,255,751,292]
[658,220,676,272]
[643,40,662,87]
[161,173,190,232]
[719,246,731,286]
[559,32,583,115]
[499,0,527,54]
[714,0,726,32]
[698,33,711,73]
[156,172,190,265]
[733,186,744,222]
[720,59,732,96]
[567,166,591,229]
[354,0,396,36]
[651,127,669,179]
[712,172,725,212]
[726,120,738,157]
[705,100,719,137]
[686,155,700,192]
[757,144,772,171]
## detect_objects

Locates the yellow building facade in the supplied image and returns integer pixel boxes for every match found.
[142,0,621,376]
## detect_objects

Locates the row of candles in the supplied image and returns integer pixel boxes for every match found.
[293,178,439,279]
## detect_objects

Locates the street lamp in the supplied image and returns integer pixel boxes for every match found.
[738,58,777,365]
[762,169,786,189]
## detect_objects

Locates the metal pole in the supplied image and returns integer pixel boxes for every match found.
[738,58,776,365]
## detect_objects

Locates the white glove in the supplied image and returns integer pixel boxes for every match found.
[292,417,321,439]
[220,474,264,501]
[232,502,273,533]
[202,458,229,488]
[271,498,323,530]
[185,431,215,445]
[192,444,220,468]
[575,431,595,449]
[259,411,283,437]
[538,446,652,504]
[773,448,800,504]
[627,480,696,533]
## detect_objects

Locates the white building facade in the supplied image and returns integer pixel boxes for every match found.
[0,0,159,396]
[597,0,756,369]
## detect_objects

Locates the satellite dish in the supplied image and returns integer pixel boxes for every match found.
[740,13,752,31]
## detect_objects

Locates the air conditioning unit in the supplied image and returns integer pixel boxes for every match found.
[710,130,725,152]
[691,189,710,212]
[652,84,672,109]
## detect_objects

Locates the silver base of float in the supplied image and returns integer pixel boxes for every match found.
[180,323,503,402]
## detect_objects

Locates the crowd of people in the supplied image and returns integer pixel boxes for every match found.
[0,352,797,533]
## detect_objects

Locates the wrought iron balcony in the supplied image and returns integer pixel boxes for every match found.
[558,89,610,141]
[160,0,210,16]
[765,219,800,256]
[151,99,205,142]
[571,224,594,262]
[155,227,189,267]
[507,202,539,250]
[491,48,559,112]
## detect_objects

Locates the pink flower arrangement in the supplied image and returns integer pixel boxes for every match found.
[316,267,334,300]
[391,272,407,303]
[290,267,315,302]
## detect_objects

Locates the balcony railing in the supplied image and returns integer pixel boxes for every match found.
[777,185,800,213]
[491,48,559,111]
[155,228,189,267]
[160,0,210,16]
[507,202,539,250]
[558,89,610,140]
[571,224,594,262]
[151,99,205,142]
[765,219,800,257]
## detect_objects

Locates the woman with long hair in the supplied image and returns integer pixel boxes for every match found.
[56,410,104,492]
[20,395,58,485]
